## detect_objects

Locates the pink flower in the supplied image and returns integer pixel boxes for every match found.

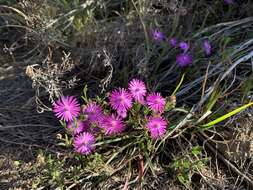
[53,96,80,122]
[101,114,125,135]
[109,88,133,114]
[128,79,147,104]
[67,120,89,135]
[83,102,105,123]
[146,93,166,113]
[146,117,167,139]
[73,132,95,155]
[117,109,127,118]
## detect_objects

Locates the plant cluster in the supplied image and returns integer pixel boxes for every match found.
[2,0,252,188]
[151,29,212,68]
[53,79,172,155]
[171,146,209,188]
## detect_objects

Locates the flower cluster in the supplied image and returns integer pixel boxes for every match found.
[52,79,169,155]
[151,30,213,67]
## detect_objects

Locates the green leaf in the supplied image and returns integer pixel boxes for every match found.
[13,160,20,167]
[168,125,176,130]
[195,160,205,168]
[59,120,66,128]
[182,160,190,169]
[82,84,89,103]
[191,146,202,156]
[201,101,253,128]
[172,160,180,169]
[177,174,189,187]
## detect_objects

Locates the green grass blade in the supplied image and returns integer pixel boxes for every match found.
[172,73,185,96]
[105,143,133,165]
[206,87,221,112]
[201,101,253,128]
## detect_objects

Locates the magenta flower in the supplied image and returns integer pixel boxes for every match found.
[146,117,167,139]
[179,41,190,52]
[203,40,212,56]
[128,79,147,104]
[83,102,104,123]
[109,88,133,114]
[146,92,166,113]
[53,96,80,122]
[117,109,127,118]
[169,38,177,47]
[176,53,193,67]
[101,114,125,135]
[152,30,166,41]
[67,120,89,135]
[73,132,95,155]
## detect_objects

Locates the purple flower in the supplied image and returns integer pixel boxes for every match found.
[109,88,133,114]
[146,117,167,139]
[101,114,125,135]
[53,96,80,122]
[128,79,147,104]
[67,120,89,135]
[83,102,104,124]
[169,38,177,47]
[146,92,166,113]
[179,41,190,52]
[224,0,234,4]
[152,30,166,42]
[176,53,193,67]
[203,40,212,56]
[73,132,95,155]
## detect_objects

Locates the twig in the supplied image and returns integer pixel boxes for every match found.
[198,134,253,189]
